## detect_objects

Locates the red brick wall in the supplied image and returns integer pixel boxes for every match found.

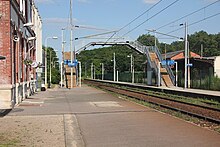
[0,0,12,84]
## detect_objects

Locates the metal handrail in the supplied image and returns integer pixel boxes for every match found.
[154,46,175,85]
[129,41,154,69]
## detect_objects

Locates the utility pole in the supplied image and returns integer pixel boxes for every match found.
[70,29,73,88]
[201,44,203,57]
[184,22,188,89]
[79,61,81,87]
[127,54,134,83]
[113,52,116,82]
[61,28,65,88]
[91,63,93,79]
[187,41,190,88]
[94,65,96,79]
[100,63,104,80]
[70,0,73,88]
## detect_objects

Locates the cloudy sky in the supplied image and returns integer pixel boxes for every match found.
[34,0,220,60]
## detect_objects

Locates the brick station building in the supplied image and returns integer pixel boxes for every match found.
[0,0,42,109]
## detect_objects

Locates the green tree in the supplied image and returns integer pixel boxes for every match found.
[43,46,60,84]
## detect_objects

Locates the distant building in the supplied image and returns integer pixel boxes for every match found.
[0,0,42,109]
[32,2,43,91]
[162,50,220,86]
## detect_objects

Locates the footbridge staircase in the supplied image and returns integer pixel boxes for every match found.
[76,41,175,87]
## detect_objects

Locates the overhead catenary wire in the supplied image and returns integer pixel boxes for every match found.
[118,0,181,40]
[105,0,163,42]
[75,30,118,40]
[156,0,220,30]
[117,0,163,33]
[164,12,220,36]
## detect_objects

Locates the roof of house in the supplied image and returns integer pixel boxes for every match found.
[162,50,183,59]
[162,50,201,60]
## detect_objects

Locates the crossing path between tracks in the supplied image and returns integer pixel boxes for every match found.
[0,84,220,147]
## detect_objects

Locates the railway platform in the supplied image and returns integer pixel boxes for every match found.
[0,84,219,147]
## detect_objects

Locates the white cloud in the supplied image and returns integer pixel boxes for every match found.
[143,0,160,4]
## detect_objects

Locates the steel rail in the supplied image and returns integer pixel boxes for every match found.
[84,79,220,124]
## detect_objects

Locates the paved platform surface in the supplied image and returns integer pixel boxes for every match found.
[0,85,220,147]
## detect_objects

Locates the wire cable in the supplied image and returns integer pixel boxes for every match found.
[118,0,163,33]
[165,12,220,35]
[156,0,220,30]
[119,0,181,39]
[105,0,163,42]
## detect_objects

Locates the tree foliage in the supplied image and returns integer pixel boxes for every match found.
[42,46,60,84]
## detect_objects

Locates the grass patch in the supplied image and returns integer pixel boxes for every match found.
[0,134,20,147]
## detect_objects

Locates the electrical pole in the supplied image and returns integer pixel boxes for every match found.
[91,63,93,79]
[61,28,65,88]
[113,52,116,82]
[201,44,203,57]
[184,22,188,89]
[70,0,73,88]
[188,41,190,88]
[79,61,81,87]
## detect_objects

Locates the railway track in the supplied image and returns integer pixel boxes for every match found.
[84,79,220,124]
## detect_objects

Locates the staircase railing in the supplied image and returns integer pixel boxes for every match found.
[129,41,154,69]
[154,46,175,85]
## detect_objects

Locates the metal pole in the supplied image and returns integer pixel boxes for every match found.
[116,70,118,82]
[70,29,73,88]
[70,0,73,88]
[158,62,161,86]
[175,62,178,87]
[79,61,81,87]
[130,54,132,73]
[91,63,93,79]
[165,43,166,60]
[100,63,104,80]
[184,22,188,89]
[85,62,87,78]
[113,52,116,82]
[45,38,48,87]
[94,65,95,79]
[60,61,63,87]
[49,50,52,88]
[201,44,203,57]
[132,55,134,83]
[61,28,65,88]
[187,41,190,88]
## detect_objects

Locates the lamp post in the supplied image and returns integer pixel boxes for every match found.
[127,54,134,83]
[180,22,188,89]
[61,28,66,88]
[44,36,58,88]
[49,50,58,88]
